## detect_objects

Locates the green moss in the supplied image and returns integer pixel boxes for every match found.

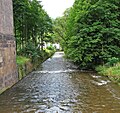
[16,56,30,80]
[0,87,10,95]
[18,66,26,80]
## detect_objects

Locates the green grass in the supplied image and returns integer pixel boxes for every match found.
[16,56,30,65]
[96,63,120,84]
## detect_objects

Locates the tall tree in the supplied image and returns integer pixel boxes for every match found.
[13,0,53,55]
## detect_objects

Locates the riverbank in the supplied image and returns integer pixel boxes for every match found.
[96,63,120,85]
[17,49,55,80]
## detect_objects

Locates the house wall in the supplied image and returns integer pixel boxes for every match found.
[0,0,18,93]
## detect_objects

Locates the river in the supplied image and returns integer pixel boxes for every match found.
[0,52,120,113]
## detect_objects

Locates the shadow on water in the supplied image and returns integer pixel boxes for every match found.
[0,52,120,113]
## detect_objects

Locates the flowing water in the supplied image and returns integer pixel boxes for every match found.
[0,52,120,113]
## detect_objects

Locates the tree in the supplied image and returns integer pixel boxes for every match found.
[53,8,70,48]
[13,0,53,56]
[60,0,120,68]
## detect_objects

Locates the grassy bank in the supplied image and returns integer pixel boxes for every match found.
[17,56,30,65]
[96,63,120,85]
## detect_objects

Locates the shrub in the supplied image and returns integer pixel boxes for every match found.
[46,45,56,51]
[17,42,43,62]
[106,57,119,66]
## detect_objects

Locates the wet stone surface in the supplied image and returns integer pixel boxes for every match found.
[0,52,120,113]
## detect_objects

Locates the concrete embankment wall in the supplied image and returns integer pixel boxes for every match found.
[0,0,18,93]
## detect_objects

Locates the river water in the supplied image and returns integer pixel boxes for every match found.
[0,52,120,113]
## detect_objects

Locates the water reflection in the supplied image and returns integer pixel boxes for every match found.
[0,52,120,113]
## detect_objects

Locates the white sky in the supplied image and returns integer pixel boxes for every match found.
[40,0,75,19]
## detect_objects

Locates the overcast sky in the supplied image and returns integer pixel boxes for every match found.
[40,0,75,19]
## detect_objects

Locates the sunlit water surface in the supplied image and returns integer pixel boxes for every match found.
[0,52,120,113]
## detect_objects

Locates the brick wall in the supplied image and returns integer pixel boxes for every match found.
[0,0,18,93]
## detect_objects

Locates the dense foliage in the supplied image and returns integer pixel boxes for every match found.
[55,0,120,68]
[13,0,53,58]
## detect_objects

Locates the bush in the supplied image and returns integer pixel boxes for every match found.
[106,57,119,66]
[96,65,108,75]
[18,42,42,62]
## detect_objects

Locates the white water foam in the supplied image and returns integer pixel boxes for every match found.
[92,80,110,86]
[33,69,79,74]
